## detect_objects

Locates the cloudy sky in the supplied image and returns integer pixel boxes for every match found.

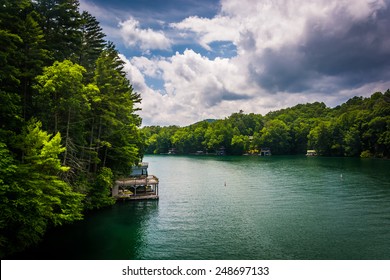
[79,0,390,126]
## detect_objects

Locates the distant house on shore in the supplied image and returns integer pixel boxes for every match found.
[216,146,226,155]
[306,150,317,156]
[130,162,148,176]
[260,147,271,156]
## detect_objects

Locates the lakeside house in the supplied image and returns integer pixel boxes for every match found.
[306,150,317,156]
[216,146,226,156]
[129,162,149,176]
[260,147,272,156]
[112,162,159,200]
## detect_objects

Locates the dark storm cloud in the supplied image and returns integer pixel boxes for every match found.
[201,86,252,108]
[302,6,390,80]
[251,4,390,94]
[249,47,316,93]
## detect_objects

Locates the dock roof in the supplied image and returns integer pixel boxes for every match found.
[115,175,158,187]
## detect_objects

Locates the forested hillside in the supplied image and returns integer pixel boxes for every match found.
[0,0,143,257]
[142,91,390,158]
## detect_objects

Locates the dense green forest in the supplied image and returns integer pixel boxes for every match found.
[0,0,143,257]
[142,91,390,157]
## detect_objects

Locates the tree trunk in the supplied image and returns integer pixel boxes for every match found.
[87,116,95,172]
[62,107,71,166]
[103,146,107,167]
[94,116,102,173]
[54,92,58,133]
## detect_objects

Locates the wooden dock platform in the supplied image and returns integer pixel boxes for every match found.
[116,194,159,201]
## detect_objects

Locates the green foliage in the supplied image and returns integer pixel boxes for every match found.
[34,60,87,132]
[360,150,373,158]
[343,127,361,157]
[231,135,250,155]
[203,120,233,152]
[0,142,19,255]
[308,121,332,155]
[142,125,180,154]
[0,122,84,257]
[84,167,115,210]
[257,119,291,155]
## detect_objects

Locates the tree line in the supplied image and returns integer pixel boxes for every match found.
[0,0,143,257]
[142,91,390,158]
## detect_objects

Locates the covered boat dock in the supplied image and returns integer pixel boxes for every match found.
[113,175,159,200]
[112,162,159,200]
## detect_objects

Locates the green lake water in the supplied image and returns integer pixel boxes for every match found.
[14,155,390,259]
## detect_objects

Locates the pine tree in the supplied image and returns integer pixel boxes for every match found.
[33,0,82,62]
[19,10,49,119]
[78,11,106,81]
[0,0,28,140]
[90,44,142,175]
[0,0,49,132]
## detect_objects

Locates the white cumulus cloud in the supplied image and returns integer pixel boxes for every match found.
[119,17,172,51]
[170,15,238,50]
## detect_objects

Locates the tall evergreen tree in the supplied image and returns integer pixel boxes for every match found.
[19,10,49,119]
[78,11,106,81]
[0,0,28,140]
[1,0,48,126]
[91,44,142,175]
[33,0,82,62]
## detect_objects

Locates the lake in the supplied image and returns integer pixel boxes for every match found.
[14,155,390,259]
